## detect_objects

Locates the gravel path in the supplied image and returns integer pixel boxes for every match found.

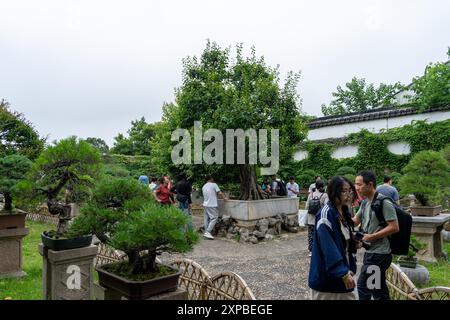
[162,216,312,300]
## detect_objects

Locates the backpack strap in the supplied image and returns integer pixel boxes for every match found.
[371,192,390,228]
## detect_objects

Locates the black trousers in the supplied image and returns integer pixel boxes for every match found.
[307,225,314,252]
[357,252,392,300]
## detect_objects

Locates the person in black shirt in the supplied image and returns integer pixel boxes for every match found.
[171,172,193,229]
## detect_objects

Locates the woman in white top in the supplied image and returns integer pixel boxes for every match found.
[305,179,329,256]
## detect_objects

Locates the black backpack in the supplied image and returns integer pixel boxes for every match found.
[308,193,324,216]
[371,193,412,255]
[276,180,287,196]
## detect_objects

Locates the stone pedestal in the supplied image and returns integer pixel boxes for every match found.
[412,214,450,263]
[93,282,187,300]
[0,228,29,279]
[38,244,97,300]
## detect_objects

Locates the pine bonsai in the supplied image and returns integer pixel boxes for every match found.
[16,137,101,236]
[68,178,198,277]
[398,150,450,206]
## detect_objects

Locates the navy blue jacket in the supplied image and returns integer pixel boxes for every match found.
[308,202,357,293]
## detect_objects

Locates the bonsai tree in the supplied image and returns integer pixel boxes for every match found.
[0,155,32,212]
[16,137,101,236]
[398,150,450,206]
[406,235,427,260]
[68,178,198,277]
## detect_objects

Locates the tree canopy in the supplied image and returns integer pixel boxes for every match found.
[111,117,156,156]
[321,78,403,116]
[151,41,308,199]
[0,99,45,159]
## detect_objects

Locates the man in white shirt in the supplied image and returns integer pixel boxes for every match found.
[202,175,227,239]
[287,176,299,198]
[308,175,321,195]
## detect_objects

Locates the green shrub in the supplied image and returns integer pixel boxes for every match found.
[398,151,450,206]
[296,169,319,189]
[336,166,356,176]
[68,178,198,276]
[0,155,32,211]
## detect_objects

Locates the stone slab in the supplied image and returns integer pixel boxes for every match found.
[218,197,299,221]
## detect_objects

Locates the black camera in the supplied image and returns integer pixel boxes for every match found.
[353,231,371,250]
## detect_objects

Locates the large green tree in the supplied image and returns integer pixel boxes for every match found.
[111,117,156,156]
[410,60,450,111]
[152,41,308,199]
[0,99,45,159]
[321,78,403,116]
[84,137,109,154]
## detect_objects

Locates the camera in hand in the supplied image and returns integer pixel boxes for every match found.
[353,231,371,250]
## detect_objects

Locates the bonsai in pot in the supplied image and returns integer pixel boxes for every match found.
[15,137,101,250]
[0,155,32,229]
[397,235,427,268]
[68,178,199,299]
[398,150,450,216]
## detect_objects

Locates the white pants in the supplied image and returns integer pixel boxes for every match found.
[204,206,219,233]
[310,289,356,300]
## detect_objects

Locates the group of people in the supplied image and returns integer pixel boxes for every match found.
[137,173,227,240]
[259,175,300,198]
[306,171,401,300]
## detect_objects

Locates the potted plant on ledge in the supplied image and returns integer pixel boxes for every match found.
[397,235,427,268]
[68,178,199,300]
[398,150,450,216]
[0,155,32,229]
[16,136,101,250]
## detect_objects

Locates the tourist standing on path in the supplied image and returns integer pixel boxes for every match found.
[305,179,328,257]
[308,176,358,300]
[376,175,400,205]
[287,176,300,198]
[202,175,227,240]
[171,172,193,228]
[353,170,399,300]
[154,177,174,206]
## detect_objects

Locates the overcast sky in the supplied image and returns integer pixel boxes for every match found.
[1,0,449,146]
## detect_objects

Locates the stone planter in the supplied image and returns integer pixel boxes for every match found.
[0,211,27,230]
[410,205,442,217]
[41,232,93,251]
[0,227,29,279]
[398,263,430,287]
[38,244,98,300]
[218,197,299,227]
[96,263,181,300]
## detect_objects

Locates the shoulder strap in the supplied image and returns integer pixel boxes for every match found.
[372,192,390,227]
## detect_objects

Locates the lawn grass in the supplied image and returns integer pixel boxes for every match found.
[0,220,52,300]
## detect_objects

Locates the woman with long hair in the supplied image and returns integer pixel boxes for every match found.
[308,176,358,300]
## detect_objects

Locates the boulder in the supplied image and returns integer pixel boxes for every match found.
[264,234,274,241]
[252,230,266,239]
[249,236,259,244]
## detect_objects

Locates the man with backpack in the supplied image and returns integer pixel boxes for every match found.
[270,174,287,197]
[353,170,400,300]
[305,179,328,257]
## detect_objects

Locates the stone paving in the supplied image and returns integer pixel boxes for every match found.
[163,215,312,299]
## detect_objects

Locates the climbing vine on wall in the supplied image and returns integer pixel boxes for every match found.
[291,119,450,184]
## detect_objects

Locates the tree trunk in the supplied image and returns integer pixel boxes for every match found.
[4,192,13,211]
[47,199,72,236]
[239,165,263,200]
